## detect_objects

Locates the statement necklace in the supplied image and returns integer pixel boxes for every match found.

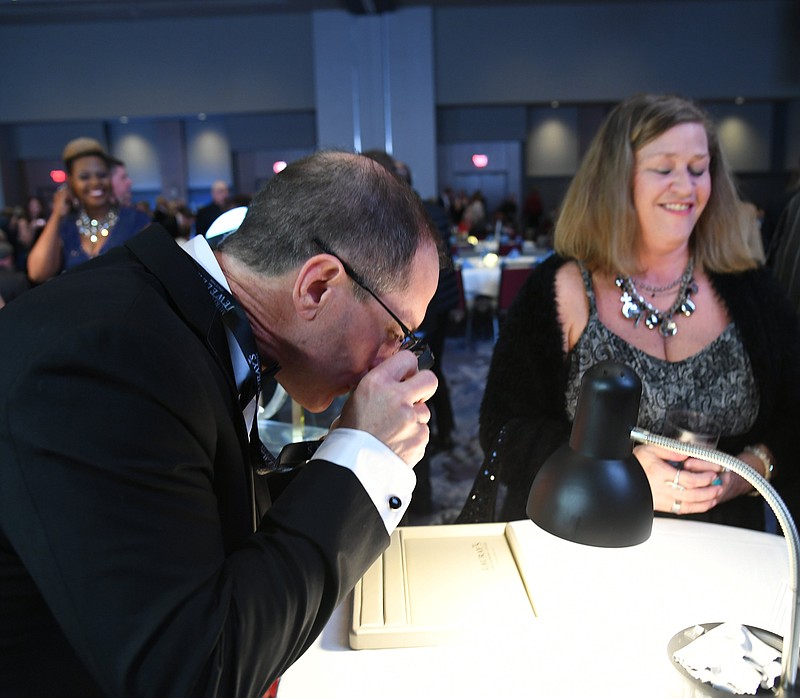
[614,259,697,338]
[77,208,119,244]
[631,274,683,297]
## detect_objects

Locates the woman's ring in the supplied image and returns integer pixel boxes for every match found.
[671,500,682,514]
[668,469,685,491]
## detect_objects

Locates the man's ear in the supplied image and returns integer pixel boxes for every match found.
[292,254,347,320]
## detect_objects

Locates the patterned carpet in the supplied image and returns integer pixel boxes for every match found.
[405,337,494,526]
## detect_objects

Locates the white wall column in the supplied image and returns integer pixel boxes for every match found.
[312,8,437,199]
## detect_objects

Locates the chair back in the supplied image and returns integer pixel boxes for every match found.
[498,243,521,257]
[454,266,466,312]
[497,264,534,311]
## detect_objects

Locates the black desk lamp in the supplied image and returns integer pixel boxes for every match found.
[526,360,653,547]
[527,359,800,695]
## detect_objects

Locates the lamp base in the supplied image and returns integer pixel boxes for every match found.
[668,623,799,696]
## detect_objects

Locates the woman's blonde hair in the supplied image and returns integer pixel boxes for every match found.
[555,93,757,276]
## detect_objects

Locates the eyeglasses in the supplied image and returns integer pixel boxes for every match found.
[312,238,434,370]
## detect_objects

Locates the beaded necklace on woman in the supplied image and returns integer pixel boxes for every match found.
[76,207,119,255]
[614,258,697,338]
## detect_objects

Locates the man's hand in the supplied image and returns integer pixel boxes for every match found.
[336,350,438,466]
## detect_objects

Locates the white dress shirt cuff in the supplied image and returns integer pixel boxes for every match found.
[313,428,416,534]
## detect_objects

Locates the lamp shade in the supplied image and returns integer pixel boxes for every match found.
[527,360,653,547]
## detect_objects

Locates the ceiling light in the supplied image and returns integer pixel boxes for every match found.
[472,154,488,168]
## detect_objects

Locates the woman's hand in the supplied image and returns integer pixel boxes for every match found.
[51,185,74,217]
[632,443,748,516]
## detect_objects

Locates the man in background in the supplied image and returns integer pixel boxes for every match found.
[109,156,134,207]
[365,151,459,516]
[195,179,231,237]
[769,189,800,316]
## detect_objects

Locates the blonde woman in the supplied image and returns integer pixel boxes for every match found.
[470,93,799,530]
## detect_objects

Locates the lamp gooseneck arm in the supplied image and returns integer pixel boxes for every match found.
[630,427,800,693]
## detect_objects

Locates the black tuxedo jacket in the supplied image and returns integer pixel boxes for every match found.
[0,225,388,697]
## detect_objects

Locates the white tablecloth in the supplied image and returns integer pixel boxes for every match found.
[278,518,790,698]
[458,254,547,305]
[460,265,501,304]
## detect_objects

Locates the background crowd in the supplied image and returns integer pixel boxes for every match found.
[0,147,563,311]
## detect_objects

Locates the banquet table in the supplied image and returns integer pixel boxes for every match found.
[457,251,549,307]
[277,518,790,698]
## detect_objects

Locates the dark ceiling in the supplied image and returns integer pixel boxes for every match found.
[0,0,530,24]
[0,0,718,25]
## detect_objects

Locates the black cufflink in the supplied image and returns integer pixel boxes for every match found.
[388,496,402,510]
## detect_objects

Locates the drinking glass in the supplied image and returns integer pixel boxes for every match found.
[663,409,721,449]
[663,408,722,484]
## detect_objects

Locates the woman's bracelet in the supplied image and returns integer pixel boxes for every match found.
[744,445,774,496]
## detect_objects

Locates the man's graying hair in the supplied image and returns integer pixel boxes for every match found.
[218,150,438,294]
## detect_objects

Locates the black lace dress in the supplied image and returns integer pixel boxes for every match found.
[462,254,800,530]
[566,263,759,437]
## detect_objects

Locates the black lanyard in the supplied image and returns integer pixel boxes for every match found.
[193,262,263,406]
[193,261,279,472]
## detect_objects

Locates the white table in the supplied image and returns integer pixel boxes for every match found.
[277,519,790,697]
[458,253,546,306]
[460,264,501,305]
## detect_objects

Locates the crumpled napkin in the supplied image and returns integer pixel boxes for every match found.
[672,623,782,694]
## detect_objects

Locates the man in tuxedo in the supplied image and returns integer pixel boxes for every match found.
[195,179,231,237]
[0,151,441,697]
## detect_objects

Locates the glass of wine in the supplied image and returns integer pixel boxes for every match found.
[663,408,723,485]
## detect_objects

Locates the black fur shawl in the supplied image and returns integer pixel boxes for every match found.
[470,254,800,529]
